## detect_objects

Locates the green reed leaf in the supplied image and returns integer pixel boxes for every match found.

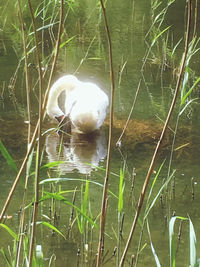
[0,223,19,241]
[0,140,17,172]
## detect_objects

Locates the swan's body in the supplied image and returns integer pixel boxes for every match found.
[47,75,109,133]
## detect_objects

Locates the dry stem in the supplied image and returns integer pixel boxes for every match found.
[0,0,64,224]
[16,0,31,264]
[119,0,192,265]
[96,0,115,266]
[27,0,44,264]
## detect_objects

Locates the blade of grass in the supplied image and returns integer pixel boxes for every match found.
[0,0,64,223]
[181,76,200,106]
[38,191,97,228]
[1,248,11,267]
[0,223,19,241]
[179,98,198,116]
[169,216,188,267]
[169,216,177,267]
[118,168,124,214]
[151,25,171,47]
[40,178,118,199]
[189,218,197,267]
[37,221,66,239]
[60,35,76,48]
[147,220,161,267]
[144,169,175,220]
[120,1,192,265]
[29,21,59,35]
[29,161,66,176]
[0,140,17,172]
[76,181,89,233]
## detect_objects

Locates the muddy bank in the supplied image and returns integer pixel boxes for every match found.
[0,116,198,158]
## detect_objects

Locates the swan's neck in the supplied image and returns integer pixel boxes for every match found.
[47,75,79,118]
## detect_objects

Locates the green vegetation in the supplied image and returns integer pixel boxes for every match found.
[0,0,200,266]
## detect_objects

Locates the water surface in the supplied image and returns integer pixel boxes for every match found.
[0,1,200,266]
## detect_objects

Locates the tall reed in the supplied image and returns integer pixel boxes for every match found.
[1,1,199,266]
[0,0,64,265]
[26,0,44,263]
[0,0,64,222]
[120,0,192,265]
[96,0,115,266]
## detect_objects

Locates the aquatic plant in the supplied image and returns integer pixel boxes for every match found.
[0,0,200,266]
[0,140,17,172]
[119,0,192,265]
[169,216,199,267]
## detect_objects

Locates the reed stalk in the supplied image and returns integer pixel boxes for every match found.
[193,0,198,39]
[119,0,192,265]
[0,0,64,226]
[16,0,31,264]
[17,0,31,143]
[96,0,115,266]
[27,0,43,264]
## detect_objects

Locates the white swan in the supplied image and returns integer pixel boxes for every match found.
[46,75,109,134]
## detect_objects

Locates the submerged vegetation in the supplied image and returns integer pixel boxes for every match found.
[0,0,200,266]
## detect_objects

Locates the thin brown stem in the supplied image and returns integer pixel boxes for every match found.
[0,0,64,224]
[96,0,115,266]
[27,0,43,264]
[193,0,197,38]
[16,0,31,264]
[119,0,192,265]
[18,2,31,143]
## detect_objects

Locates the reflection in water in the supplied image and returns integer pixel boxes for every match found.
[45,130,107,175]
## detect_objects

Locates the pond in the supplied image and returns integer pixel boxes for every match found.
[0,0,200,266]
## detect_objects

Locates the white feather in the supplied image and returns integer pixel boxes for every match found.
[47,75,109,133]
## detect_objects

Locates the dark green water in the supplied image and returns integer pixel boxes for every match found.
[0,1,200,266]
